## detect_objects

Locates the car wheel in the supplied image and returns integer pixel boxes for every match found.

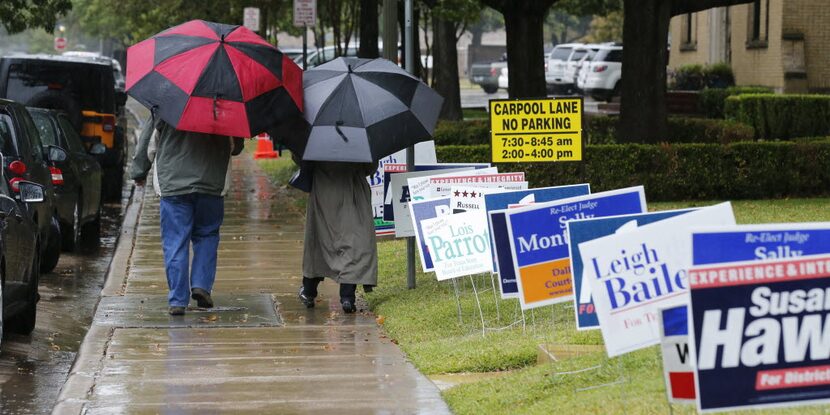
[482,85,498,94]
[6,246,38,335]
[609,82,621,102]
[62,200,81,252]
[79,208,101,253]
[40,215,61,273]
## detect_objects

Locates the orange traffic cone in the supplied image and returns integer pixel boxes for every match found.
[253,134,278,159]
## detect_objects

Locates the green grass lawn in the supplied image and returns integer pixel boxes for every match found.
[254,156,830,413]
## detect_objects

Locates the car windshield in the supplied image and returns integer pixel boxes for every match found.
[569,49,588,61]
[550,47,572,60]
[28,110,60,147]
[5,61,116,113]
[595,49,623,63]
[57,114,86,153]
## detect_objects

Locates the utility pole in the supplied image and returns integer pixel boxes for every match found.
[404,0,416,290]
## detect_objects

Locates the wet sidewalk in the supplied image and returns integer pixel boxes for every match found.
[52,154,450,414]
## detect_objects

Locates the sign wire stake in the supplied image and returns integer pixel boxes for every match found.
[468,275,486,337]
[489,272,501,323]
[450,279,464,326]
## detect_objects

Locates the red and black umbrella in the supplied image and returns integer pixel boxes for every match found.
[126,20,302,137]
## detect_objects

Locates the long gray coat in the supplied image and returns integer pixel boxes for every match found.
[303,161,378,286]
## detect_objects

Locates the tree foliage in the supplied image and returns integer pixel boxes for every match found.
[0,0,72,34]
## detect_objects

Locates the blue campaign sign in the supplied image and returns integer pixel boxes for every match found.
[488,210,516,298]
[661,305,688,337]
[688,255,830,411]
[693,224,830,266]
[410,197,452,272]
[567,209,696,330]
[483,184,591,299]
[383,163,490,221]
[505,186,647,310]
[483,184,591,212]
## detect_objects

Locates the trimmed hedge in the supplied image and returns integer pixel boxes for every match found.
[436,141,830,201]
[434,116,753,146]
[698,86,773,118]
[725,94,830,140]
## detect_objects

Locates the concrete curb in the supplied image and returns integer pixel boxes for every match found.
[51,187,144,415]
[51,108,147,415]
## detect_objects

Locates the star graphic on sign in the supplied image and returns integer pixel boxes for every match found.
[454,190,461,197]
[470,191,477,198]
[462,190,469,197]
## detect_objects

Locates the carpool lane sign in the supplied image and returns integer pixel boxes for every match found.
[490,98,582,163]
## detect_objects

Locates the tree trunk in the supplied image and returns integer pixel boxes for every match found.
[503,8,547,98]
[432,15,462,120]
[618,0,672,143]
[358,0,380,58]
[471,27,483,47]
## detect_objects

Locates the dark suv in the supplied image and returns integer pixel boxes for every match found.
[0,55,127,201]
[0,98,64,273]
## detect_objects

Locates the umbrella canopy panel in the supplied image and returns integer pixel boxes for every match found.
[127,20,303,138]
[300,57,443,163]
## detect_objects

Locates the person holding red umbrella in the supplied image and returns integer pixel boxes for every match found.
[126,20,303,315]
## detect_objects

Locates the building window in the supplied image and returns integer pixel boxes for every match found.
[747,0,769,48]
[680,13,696,51]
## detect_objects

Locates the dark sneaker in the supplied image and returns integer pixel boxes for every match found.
[168,306,186,316]
[341,299,356,314]
[191,288,214,308]
[298,286,315,308]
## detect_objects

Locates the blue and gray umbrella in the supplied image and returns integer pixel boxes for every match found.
[298,57,443,163]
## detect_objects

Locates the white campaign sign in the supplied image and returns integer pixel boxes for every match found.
[579,202,735,357]
[390,168,473,237]
[421,211,492,280]
[293,0,317,27]
[408,167,497,202]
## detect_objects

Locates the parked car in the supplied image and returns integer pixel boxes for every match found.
[0,54,128,202]
[469,53,507,94]
[545,43,583,93]
[0,98,64,273]
[582,44,623,102]
[565,46,600,92]
[0,168,46,340]
[27,108,103,252]
[296,45,359,69]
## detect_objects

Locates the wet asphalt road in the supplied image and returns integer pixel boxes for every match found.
[0,190,128,414]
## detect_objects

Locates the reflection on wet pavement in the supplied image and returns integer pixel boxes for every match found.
[0,194,126,414]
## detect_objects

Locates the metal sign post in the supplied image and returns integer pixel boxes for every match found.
[293,0,317,70]
[404,0,416,289]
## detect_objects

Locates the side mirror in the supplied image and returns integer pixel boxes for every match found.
[17,181,45,203]
[115,91,128,107]
[47,145,68,163]
[89,143,107,155]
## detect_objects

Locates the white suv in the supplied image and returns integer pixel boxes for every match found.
[581,44,622,102]
[545,43,583,93]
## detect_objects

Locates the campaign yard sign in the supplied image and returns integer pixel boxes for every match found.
[688,254,830,412]
[580,203,735,357]
[658,305,696,403]
[504,186,647,310]
[421,211,492,280]
[428,172,526,198]
[567,209,696,330]
[693,223,830,266]
[450,183,528,214]
[390,168,474,237]
[382,162,488,222]
[374,142,437,225]
[484,185,591,299]
[409,197,451,272]
[409,168,498,202]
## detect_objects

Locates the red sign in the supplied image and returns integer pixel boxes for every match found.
[54,37,66,51]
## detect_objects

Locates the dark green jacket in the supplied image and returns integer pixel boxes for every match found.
[129,118,243,197]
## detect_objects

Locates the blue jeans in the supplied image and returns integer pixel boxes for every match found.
[159,193,224,307]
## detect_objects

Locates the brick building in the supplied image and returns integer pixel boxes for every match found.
[668,0,830,93]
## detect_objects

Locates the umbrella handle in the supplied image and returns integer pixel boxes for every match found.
[335,121,348,143]
[213,95,218,121]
